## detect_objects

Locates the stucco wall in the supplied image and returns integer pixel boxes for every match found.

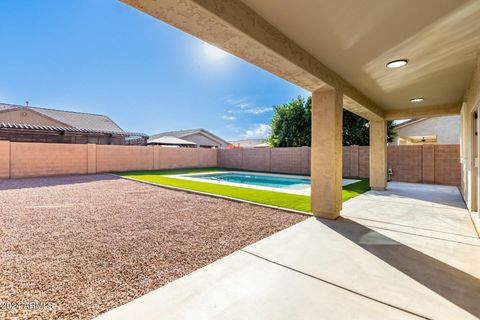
[394,116,460,145]
[460,54,480,210]
[0,108,69,127]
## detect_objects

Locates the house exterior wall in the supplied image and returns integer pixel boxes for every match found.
[460,54,480,211]
[393,116,460,145]
[0,108,69,127]
[181,133,226,148]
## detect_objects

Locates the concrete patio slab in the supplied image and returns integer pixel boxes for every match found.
[96,182,480,320]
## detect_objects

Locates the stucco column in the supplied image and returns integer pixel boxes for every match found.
[311,88,343,219]
[369,120,387,190]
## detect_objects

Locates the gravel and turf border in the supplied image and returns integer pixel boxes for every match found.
[116,168,371,214]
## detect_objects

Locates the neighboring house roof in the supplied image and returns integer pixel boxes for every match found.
[392,118,425,130]
[254,142,270,148]
[229,139,265,148]
[0,122,147,137]
[150,128,229,146]
[0,103,124,133]
[147,136,196,145]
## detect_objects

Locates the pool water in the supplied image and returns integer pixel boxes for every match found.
[190,173,310,190]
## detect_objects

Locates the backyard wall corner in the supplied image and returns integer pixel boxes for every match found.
[0,141,10,178]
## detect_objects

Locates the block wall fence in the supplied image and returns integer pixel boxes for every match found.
[0,141,460,186]
[0,141,217,179]
[219,145,461,186]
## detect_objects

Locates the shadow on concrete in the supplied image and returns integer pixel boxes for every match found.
[346,216,478,239]
[362,184,467,210]
[0,174,120,191]
[319,217,480,318]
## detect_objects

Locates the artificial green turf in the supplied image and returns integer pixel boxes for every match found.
[117,168,370,213]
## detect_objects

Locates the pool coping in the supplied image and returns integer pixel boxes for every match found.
[165,170,360,196]
[112,174,313,217]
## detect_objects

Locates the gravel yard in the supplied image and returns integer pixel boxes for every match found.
[0,174,306,320]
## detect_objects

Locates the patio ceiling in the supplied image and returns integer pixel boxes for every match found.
[122,0,480,120]
[242,0,479,110]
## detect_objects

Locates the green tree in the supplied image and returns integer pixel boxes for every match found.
[268,96,395,147]
[342,110,370,146]
[268,96,311,147]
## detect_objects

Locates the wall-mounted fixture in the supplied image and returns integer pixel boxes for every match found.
[387,168,393,181]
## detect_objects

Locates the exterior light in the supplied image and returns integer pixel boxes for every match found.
[386,59,408,68]
[410,98,424,103]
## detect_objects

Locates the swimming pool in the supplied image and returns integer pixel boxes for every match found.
[190,172,311,190]
[169,171,360,195]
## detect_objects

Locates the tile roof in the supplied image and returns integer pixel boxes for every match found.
[150,128,229,145]
[0,103,124,133]
[147,136,197,145]
[0,122,147,137]
[392,118,424,129]
[150,128,202,139]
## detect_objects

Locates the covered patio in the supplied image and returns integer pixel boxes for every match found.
[97,182,480,319]
[121,0,480,221]
[98,0,480,318]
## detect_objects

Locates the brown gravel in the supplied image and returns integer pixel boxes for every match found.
[0,174,305,320]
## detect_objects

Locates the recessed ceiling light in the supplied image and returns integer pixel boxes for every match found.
[386,59,408,68]
[410,97,424,103]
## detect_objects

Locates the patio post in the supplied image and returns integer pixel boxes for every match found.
[311,88,343,219]
[369,120,387,190]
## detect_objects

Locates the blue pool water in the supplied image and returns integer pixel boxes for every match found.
[189,173,310,190]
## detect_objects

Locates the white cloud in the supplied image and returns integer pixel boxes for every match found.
[243,107,273,114]
[240,124,271,139]
[225,97,251,105]
[220,114,236,121]
[225,97,273,115]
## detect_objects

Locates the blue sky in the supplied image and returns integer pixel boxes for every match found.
[0,0,309,140]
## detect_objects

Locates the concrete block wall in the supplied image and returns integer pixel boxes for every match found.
[358,146,370,178]
[271,147,310,174]
[387,145,423,183]
[97,145,154,173]
[422,145,435,184]
[10,142,88,178]
[218,149,243,169]
[0,141,460,185]
[157,147,216,169]
[434,144,461,185]
[0,141,11,178]
[219,145,460,186]
[0,142,217,179]
[219,147,310,175]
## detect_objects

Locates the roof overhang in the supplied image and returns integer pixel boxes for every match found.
[147,135,197,145]
[121,0,478,120]
[0,122,147,137]
[179,129,229,146]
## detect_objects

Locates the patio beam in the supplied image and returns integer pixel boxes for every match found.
[369,120,387,191]
[384,102,462,120]
[121,0,385,121]
[311,88,343,219]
